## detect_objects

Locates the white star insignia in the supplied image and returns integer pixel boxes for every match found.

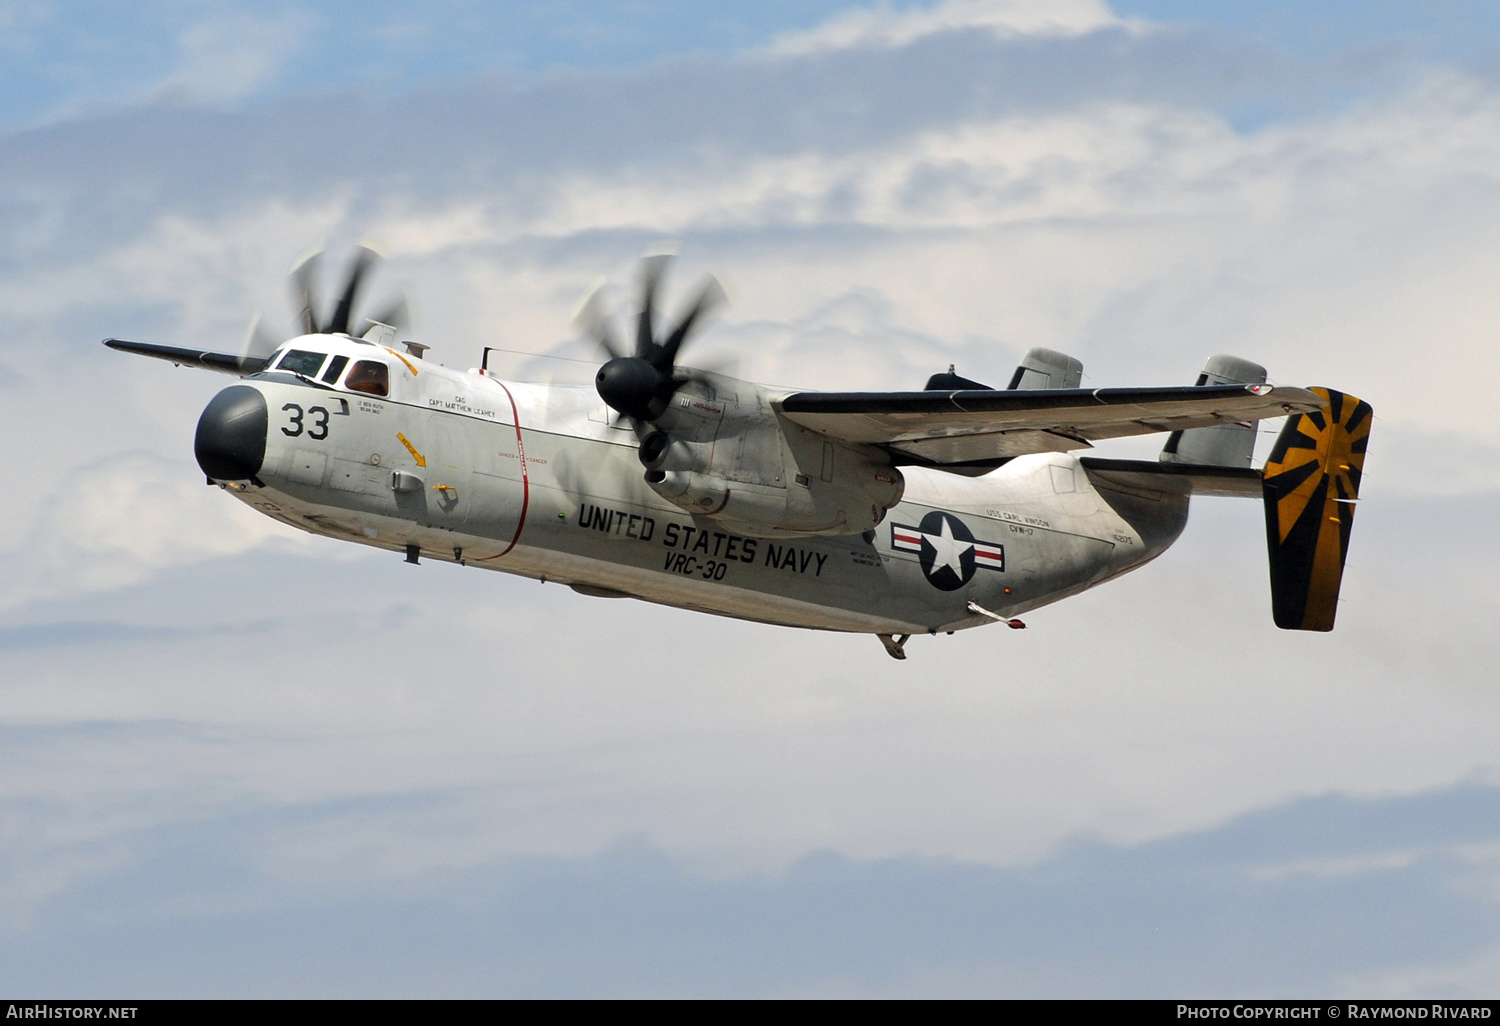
[926,517,973,576]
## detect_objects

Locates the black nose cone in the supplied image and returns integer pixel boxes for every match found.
[195,385,267,481]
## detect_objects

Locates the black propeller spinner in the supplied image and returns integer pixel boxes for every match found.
[290,245,408,339]
[583,254,727,424]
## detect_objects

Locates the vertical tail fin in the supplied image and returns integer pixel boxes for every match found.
[1262,388,1372,631]
[1006,347,1083,390]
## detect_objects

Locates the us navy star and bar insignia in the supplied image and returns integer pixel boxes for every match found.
[891,511,1005,591]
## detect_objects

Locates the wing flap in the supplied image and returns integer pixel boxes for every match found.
[776,384,1320,462]
[891,429,1086,463]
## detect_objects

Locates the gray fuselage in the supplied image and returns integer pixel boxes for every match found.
[208,334,1191,636]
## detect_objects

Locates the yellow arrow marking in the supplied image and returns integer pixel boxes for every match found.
[396,432,426,467]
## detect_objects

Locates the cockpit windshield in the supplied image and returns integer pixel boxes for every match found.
[276,349,327,377]
[345,360,390,397]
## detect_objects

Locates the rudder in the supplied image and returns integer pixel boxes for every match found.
[1262,387,1372,631]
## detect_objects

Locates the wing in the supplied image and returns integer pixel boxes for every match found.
[104,338,268,376]
[775,384,1323,464]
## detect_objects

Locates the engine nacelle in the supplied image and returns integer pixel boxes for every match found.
[646,469,729,512]
[641,372,906,537]
[644,457,904,537]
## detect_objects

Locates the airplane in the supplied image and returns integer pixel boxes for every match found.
[104,247,1370,660]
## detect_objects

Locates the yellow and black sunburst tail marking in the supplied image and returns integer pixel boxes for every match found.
[1261,387,1372,632]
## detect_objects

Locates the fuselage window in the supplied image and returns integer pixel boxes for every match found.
[321,354,349,384]
[345,360,390,397]
[277,349,327,377]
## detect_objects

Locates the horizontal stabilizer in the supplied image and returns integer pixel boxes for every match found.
[1263,387,1372,632]
[1080,457,1262,498]
[103,338,268,376]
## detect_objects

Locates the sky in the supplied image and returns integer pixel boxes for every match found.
[2,0,1500,998]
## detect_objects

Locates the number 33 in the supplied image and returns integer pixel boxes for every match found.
[281,403,328,440]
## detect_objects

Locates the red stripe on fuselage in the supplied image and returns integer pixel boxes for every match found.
[481,380,529,560]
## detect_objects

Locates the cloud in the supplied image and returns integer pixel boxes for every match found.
[2,782,1498,995]
[0,452,311,613]
[0,0,49,53]
[2,491,1496,888]
[0,17,1297,245]
[147,12,310,107]
[0,10,1493,639]
[3,2,1500,995]
[765,0,1125,57]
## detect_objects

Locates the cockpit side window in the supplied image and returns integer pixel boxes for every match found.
[321,354,349,384]
[276,349,327,377]
[345,360,390,397]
